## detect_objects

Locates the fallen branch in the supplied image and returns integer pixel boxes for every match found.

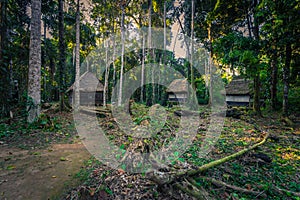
[199,176,267,198]
[151,131,269,185]
[177,131,270,178]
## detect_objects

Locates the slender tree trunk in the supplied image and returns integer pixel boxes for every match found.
[49,57,55,101]
[112,21,116,100]
[253,74,260,113]
[152,60,155,104]
[103,41,110,108]
[162,0,167,104]
[118,5,125,106]
[58,0,66,111]
[0,1,7,66]
[0,1,10,116]
[252,0,261,115]
[157,58,161,102]
[74,0,80,110]
[43,19,47,101]
[140,32,145,102]
[270,56,278,110]
[27,0,41,123]
[0,2,3,62]
[9,58,13,100]
[72,46,75,70]
[163,1,166,71]
[191,0,195,89]
[207,23,213,105]
[205,58,209,99]
[283,43,291,117]
[148,0,152,52]
[246,13,252,39]
[147,0,155,105]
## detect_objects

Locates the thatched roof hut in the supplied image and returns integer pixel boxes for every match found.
[67,71,104,93]
[166,79,189,103]
[67,72,104,105]
[225,78,251,95]
[166,79,188,93]
[225,78,252,106]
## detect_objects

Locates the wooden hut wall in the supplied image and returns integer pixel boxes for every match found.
[69,91,103,105]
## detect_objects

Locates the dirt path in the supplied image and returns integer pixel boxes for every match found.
[0,143,90,200]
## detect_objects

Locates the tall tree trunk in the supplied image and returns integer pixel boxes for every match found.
[42,18,47,101]
[112,21,116,101]
[103,41,109,108]
[27,0,41,123]
[205,58,209,99]
[163,2,166,71]
[207,23,213,106]
[270,55,278,110]
[282,43,291,117]
[162,0,166,104]
[74,0,80,110]
[118,4,125,106]
[246,13,252,39]
[140,31,145,102]
[147,0,155,105]
[49,57,55,101]
[190,0,195,89]
[58,0,66,111]
[0,1,10,116]
[0,2,3,62]
[252,0,261,115]
[148,0,152,54]
[9,58,13,100]
[0,1,7,66]
[245,0,261,115]
[253,74,260,114]
[157,58,161,102]
[152,59,155,104]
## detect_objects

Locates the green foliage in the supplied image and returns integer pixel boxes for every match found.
[75,157,102,182]
[277,85,300,113]
[287,86,300,113]
[0,0,299,120]
[195,77,209,104]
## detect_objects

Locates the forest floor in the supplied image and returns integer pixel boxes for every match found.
[0,109,91,200]
[0,104,299,200]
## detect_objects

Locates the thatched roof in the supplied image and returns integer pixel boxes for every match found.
[166,79,188,93]
[66,71,104,92]
[225,78,251,95]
